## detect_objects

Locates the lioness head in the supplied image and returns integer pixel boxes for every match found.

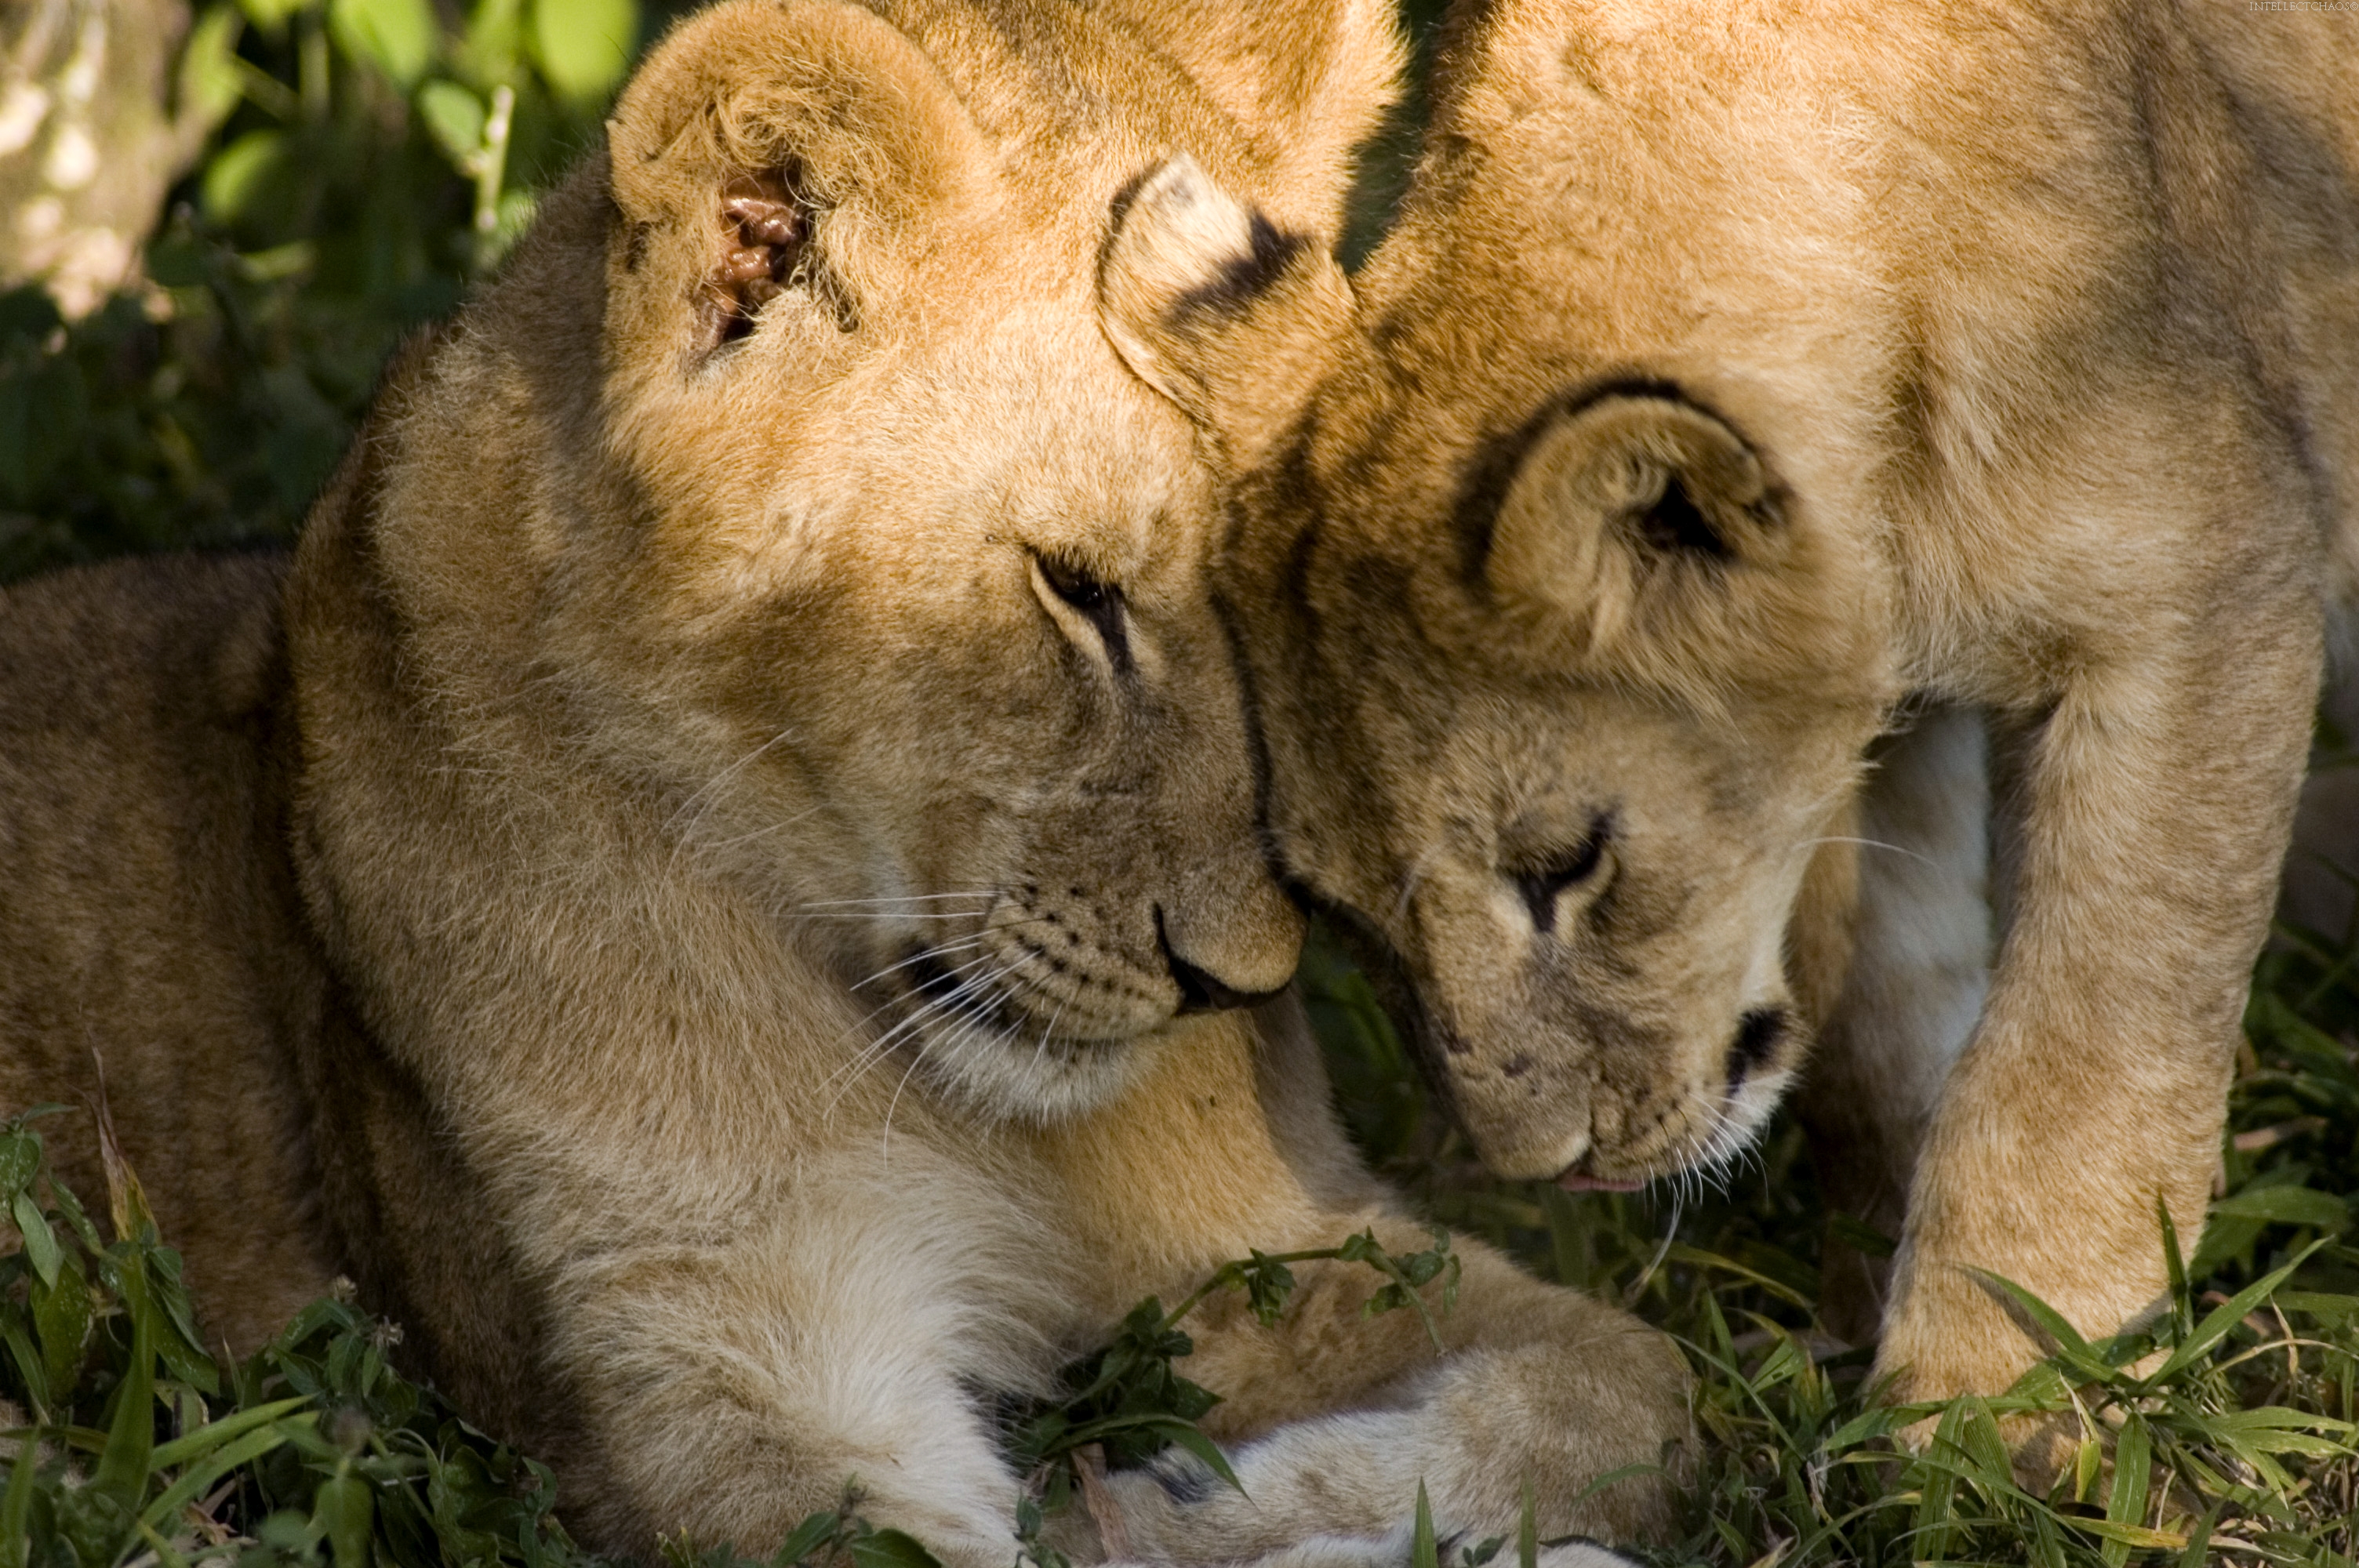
[350,0,1400,1121]
[1101,147,1899,1182]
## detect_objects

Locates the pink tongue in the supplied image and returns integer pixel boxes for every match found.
[1557,1172,1645,1194]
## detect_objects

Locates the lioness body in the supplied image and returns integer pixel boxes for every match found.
[0,0,1687,1559]
[1099,0,2358,1420]
[0,554,336,1346]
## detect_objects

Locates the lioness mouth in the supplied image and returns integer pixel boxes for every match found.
[1558,1170,1646,1194]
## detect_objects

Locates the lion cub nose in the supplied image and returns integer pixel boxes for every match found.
[1155,905,1289,1014]
[1168,952,1284,1014]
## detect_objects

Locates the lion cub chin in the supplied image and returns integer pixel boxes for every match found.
[1094,0,2359,1434]
[0,0,1696,1561]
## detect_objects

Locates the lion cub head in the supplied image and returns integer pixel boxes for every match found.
[1100,154,1897,1182]
[351,0,1400,1121]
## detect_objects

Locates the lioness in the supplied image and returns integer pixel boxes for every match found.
[1096,0,2359,1420]
[0,0,1689,1559]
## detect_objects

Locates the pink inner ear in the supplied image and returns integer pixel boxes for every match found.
[711,167,807,339]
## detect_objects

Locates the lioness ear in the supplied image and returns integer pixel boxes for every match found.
[603,0,989,360]
[1099,154,1356,462]
[1483,391,1786,649]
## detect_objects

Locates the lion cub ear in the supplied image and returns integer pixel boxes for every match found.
[602,0,990,360]
[1483,391,1787,654]
[1099,154,1355,463]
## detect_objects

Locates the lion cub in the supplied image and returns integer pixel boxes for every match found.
[0,0,1687,1561]
[1097,0,2359,1424]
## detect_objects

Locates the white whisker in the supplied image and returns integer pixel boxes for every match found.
[800,892,998,909]
[1790,834,1936,869]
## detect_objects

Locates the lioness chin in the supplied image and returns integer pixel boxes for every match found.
[0,0,1688,1561]
[1095,0,2359,1436]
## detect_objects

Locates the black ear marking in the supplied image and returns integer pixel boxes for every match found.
[1169,211,1310,322]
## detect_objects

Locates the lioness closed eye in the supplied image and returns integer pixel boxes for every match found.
[1,0,1692,1561]
[1100,0,2359,1438]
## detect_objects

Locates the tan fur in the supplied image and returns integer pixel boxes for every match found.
[1101,0,2358,1422]
[1,1,1689,1560]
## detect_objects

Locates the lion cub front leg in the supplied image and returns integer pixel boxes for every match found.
[1875,579,2320,1411]
[1093,1234,1689,1565]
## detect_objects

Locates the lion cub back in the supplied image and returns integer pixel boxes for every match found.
[0,553,338,1348]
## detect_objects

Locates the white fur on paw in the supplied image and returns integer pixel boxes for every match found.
[1535,1544,1645,1568]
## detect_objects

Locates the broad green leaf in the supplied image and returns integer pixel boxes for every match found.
[2001,1359,2071,1410]
[139,1419,304,1533]
[1910,1400,1967,1559]
[1157,1425,1243,1497]
[31,1265,88,1399]
[0,1432,35,1568]
[1568,1463,1665,1508]
[417,80,485,166]
[10,1192,56,1290]
[1826,1210,1896,1260]
[2077,1518,2186,1549]
[2148,1243,2326,1382]
[236,0,307,31]
[2159,1194,2191,1332]
[314,1468,373,1568]
[177,7,246,132]
[202,129,285,223]
[2178,1504,2220,1568]
[2102,1416,2152,1568]
[148,1395,313,1469]
[529,0,637,102]
[2208,1185,2350,1229]
[1957,1399,2014,1493]
[1411,1480,1438,1568]
[0,1323,45,1421]
[0,1133,40,1194]
[47,1181,99,1253]
[2274,1290,2359,1322]
[147,1247,219,1394]
[2074,1436,2102,1504]
[772,1507,844,1568]
[2212,1403,2357,1436]
[1665,1243,1816,1311]
[849,1527,946,1568]
[332,0,438,86]
[1963,1268,2114,1379]
[90,1258,155,1540]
